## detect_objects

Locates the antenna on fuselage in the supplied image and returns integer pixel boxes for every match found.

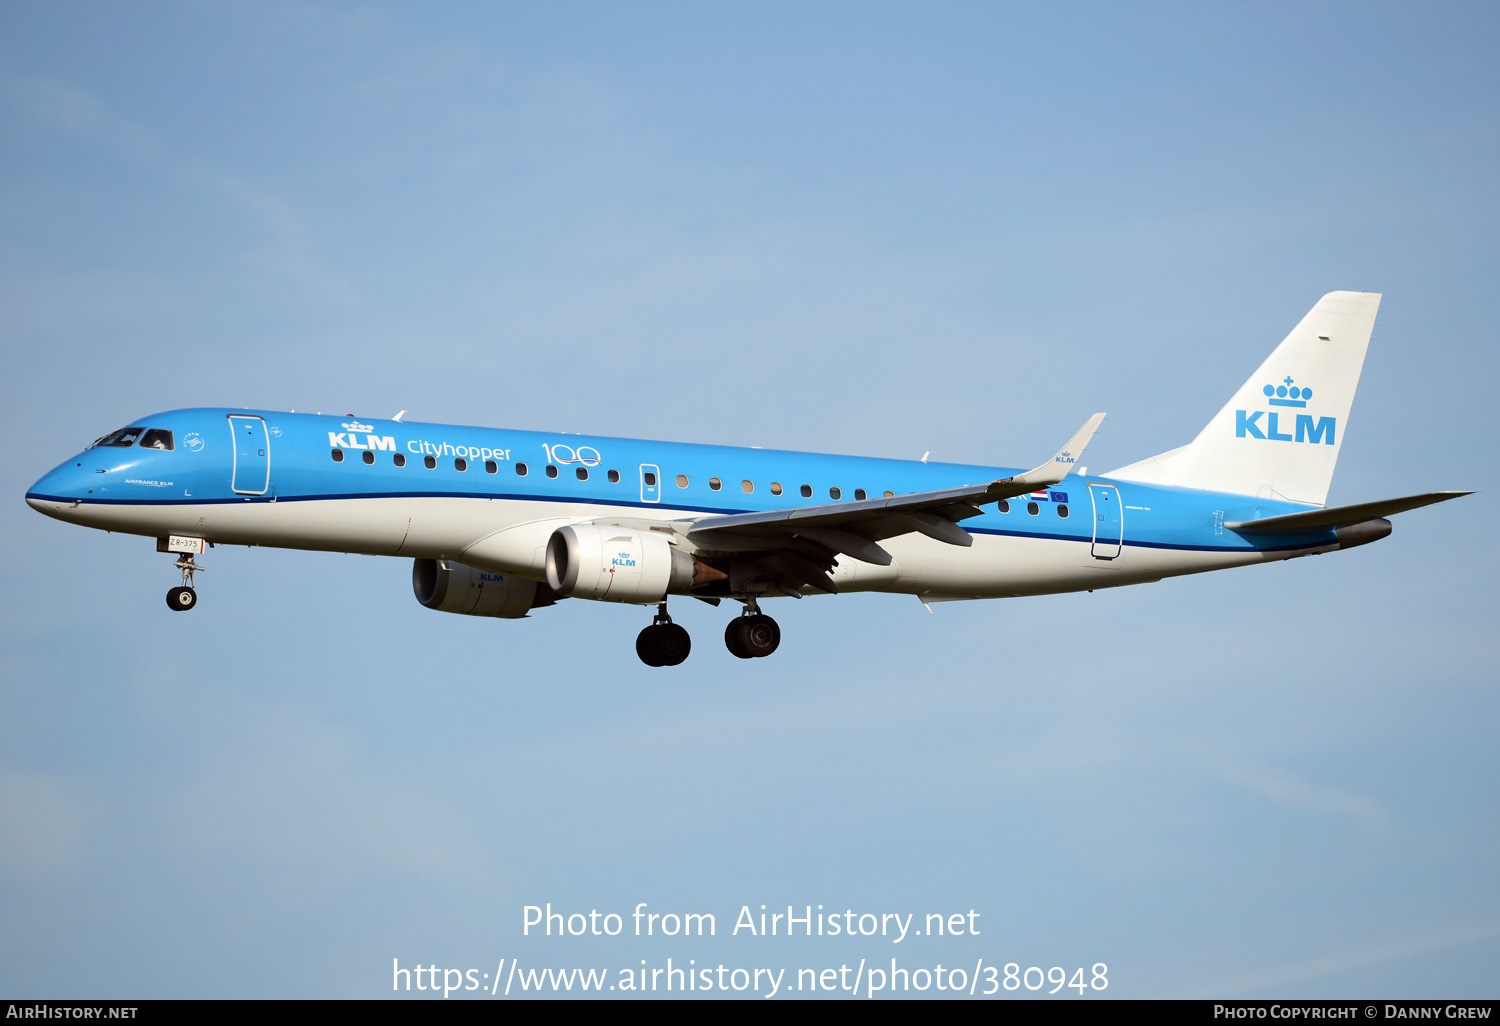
[920,451,931,463]
[393,410,406,422]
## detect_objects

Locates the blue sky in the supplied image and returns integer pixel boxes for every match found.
[1,1,1496,999]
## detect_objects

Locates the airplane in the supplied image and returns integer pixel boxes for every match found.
[25,291,1469,666]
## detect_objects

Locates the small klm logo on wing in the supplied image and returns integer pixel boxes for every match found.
[1236,376,1336,445]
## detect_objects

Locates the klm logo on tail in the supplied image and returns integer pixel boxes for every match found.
[1236,377,1335,445]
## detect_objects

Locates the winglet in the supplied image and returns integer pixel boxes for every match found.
[996,413,1106,494]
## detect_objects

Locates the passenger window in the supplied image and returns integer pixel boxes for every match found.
[424,455,436,469]
[140,429,174,451]
[455,458,467,471]
[546,465,558,479]
[516,462,528,476]
[854,488,866,501]
[576,467,588,481]
[741,480,753,494]
[1027,502,1039,515]
[362,450,375,465]
[829,486,841,500]
[998,500,1010,513]
[95,427,143,448]
[331,449,344,462]
[394,453,406,467]
[883,490,894,498]
[770,482,782,496]
[608,469,620,483]
[709,477,722,491]
[1057,504,1069,518]
[676,474,689,488]
[800,484,812,498]
[485,460,497,474]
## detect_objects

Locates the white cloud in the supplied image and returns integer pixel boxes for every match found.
[1209,757,1391,830]
[0,67,358,306]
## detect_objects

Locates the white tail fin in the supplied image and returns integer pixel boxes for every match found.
[1106,291,1381,506]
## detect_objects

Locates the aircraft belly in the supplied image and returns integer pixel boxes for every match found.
[46,500,206,541]
[163,498,416,554]
[854,532,1297,599]
[200,497,691,558]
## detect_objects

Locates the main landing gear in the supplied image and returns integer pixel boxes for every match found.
[725,598,780,660]
[633,598,783,666]
[165,553,203,612]
[636,603,691,667]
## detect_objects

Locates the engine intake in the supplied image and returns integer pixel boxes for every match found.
[412,558,556,618]
[545,525,699,603]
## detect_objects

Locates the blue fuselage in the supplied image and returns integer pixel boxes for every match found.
[26,408,1335,600]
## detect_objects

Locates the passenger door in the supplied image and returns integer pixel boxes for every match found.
[228,415,270,495]
[1088,483,1122,559]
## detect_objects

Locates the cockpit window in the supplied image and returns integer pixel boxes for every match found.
[93,427,143,448]
[140,429,174,451]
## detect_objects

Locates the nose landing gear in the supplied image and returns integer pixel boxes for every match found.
[165,553,203,611]
[636,602,691,667]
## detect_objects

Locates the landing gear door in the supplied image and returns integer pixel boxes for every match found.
[640,464,661,503]
[228,415,270,495]
[1088,482,1122,560]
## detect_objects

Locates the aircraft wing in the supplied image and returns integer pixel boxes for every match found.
[1224,490,1472,534]
[672,414,1105,590]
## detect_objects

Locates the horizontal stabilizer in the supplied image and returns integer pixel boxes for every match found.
[1225,490,1472,534]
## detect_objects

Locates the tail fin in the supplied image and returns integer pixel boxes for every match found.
[1106,291,1381,506]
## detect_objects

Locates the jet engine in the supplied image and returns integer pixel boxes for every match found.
[545,524,710,603]
[412,558,557,618]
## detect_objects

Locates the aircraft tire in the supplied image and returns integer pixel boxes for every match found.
[166,586,197,611]
[725,618,754,659]
[635,625,666,667]
[742,614,780,657]
[657,623,691,666]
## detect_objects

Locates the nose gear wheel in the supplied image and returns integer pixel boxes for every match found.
[166,554,203,612]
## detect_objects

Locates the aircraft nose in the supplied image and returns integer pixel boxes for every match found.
[25,462,88,516]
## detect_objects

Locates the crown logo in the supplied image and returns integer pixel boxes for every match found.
[1263,376,1312,408]
[341,421,375,432]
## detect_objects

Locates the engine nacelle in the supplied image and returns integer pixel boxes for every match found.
[545,525,697,603]
[412,558,555,618]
